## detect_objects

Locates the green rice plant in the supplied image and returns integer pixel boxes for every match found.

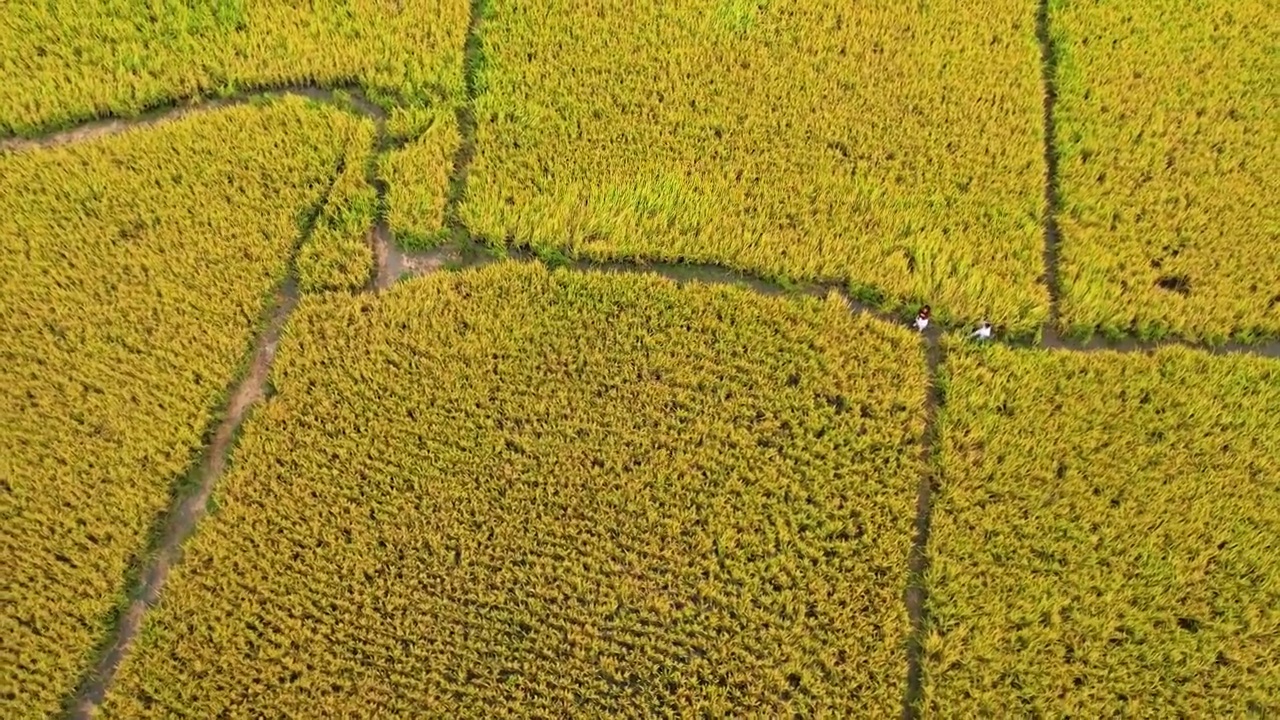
[102,263,929,717]
[924,339,1280,716]
[460,0,1048,331]
[0,0,472,136]
[0,98,364,718]
[1052,0,1280,342]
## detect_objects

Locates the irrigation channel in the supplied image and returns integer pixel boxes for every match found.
[3,27,1274,718]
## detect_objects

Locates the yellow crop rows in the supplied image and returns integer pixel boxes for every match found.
[101,263,928,716]
[0,0,471,137]
[1051,0,1280,343]
[297,117,379,293]
[924,340,1280,715]
[0,98,363,717]
[460,0,1048,332]
[5,0,1279,713]
[379,108,463,248]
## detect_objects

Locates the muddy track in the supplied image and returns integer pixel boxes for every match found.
[901,334,943,720]
[457,244,914,324]
[0,85,391,154]
[377,230,466,287]
[396,246,1280,358]
[439,0,487,247]
[368,220,393,291]
[66,281,300,718]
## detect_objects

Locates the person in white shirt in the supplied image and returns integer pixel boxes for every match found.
[971,321,992,340]
[914,306,931,332]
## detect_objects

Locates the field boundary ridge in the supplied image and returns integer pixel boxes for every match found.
[5,86,1277,357]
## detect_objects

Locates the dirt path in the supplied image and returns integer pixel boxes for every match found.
[900,331,943,720]
[1036,0,1063,339]
[1,101,233,153]
[63,133,350,717]
[372,225,463,290]
[387,245,1280,358]
[439,0,487,242]
[0,86,374,154]
[369,221,390,291]
[1041,331,1280,359]
[67,280,299,718]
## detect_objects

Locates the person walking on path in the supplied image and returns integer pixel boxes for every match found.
[971,321,992,340]
[914,306,931,332]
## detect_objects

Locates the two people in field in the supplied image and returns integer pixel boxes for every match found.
[913,305,991,340]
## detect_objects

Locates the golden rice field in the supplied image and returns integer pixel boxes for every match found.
[0,98,364,717]
[0,0,471,138]
[459,0,1049,332]
[1051,0,1280,343]
[100,264,929,717]
[379,109,463,249]
[925,340,1280,716]
[3,0,1280,716]
[296,118,379,293]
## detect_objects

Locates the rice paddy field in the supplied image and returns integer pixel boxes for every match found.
[100,264,929,716]
[460,0,1050,333]
[1050,0,1279,343]
[926,341,1280,716]
[1,98,367,717]
[0,0,471,137]
[1,0,1277,717]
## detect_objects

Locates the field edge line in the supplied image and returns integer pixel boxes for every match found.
[0,85,390,154]
[381,248,1280,358]
[438,0,487,246]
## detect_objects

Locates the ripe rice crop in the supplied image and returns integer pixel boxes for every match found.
[102,263,929,717]
[1051,0,1280,343]
[0,98,363,717]
[460,0,1048,331]
[924,340,1280,716]
[0,0,471,137]
[379,109,462,248]
[296,118,379,293]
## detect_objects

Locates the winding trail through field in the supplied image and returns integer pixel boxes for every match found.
[3,6,1275,713]
[1037,0,1064,345]
[61,155,355,718]
[66,278,300,718]
[900,331,944,719]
